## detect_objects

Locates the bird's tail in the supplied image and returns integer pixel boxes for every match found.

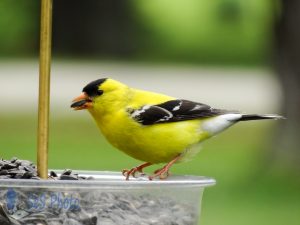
[238,114,285,121]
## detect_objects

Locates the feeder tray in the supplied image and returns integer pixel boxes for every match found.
[0,171,215,225]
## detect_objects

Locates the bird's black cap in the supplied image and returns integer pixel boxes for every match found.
[82,78,107,97]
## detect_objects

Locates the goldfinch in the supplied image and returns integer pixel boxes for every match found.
[71,78,283,180]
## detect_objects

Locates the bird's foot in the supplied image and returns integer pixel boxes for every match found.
[148,167,170,180]
[148,154,182,180]
[122,168,142,180]
[122,162,152,180]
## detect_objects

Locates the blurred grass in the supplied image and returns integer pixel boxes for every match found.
[0,114,299,225]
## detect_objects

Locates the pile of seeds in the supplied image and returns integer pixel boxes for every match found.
[0,158,91,180]
[0,158,39,180]
[0,158,197,225]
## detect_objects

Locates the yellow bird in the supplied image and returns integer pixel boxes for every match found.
[71,78,283,180]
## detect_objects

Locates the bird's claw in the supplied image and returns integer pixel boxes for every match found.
[122,162,152,180]
[122,168,145,180]
[148,154,181,180]
[148,167,170,180]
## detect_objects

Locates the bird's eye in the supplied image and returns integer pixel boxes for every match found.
[97,90,103,95]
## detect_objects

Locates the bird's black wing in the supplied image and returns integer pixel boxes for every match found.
[129,99,229,125]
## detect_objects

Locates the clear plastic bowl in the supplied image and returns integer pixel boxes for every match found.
[0,171,215,225]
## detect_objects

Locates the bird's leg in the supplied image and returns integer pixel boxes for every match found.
[149,154,181,180]
[122,162,152,180]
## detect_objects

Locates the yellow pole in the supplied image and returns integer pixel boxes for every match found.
[37,0,53,179]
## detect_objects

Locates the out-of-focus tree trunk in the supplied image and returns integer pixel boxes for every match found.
[273,0,300,171]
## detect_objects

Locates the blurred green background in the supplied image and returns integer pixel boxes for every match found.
[1,0,299,225]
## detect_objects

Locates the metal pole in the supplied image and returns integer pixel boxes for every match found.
[37,0,53,179]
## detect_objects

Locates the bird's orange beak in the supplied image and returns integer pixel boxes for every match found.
[71,92,93,110]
